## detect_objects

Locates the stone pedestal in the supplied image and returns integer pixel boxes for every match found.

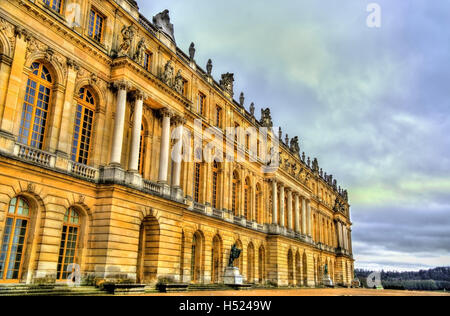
[223,267,243,286]
[323,274,334,287]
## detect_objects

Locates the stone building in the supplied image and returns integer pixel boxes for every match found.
[0,0,354,286]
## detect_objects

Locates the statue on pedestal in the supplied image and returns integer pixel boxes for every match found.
[228,244,242,267]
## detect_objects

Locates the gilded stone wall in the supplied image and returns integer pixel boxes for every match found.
[0,0,354,287]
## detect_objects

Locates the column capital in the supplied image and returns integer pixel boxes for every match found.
[113,80,132,91]
[160,107,174,118]
[172,114,187,126]
[66,58,80,71]
[14,26,31,41]
[133,90,147,101]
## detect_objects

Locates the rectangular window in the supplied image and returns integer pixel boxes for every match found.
[183,79,188,97]
[143,51,152,72]
[197,93,206,116]
[194,163,201,203]
[43,0,63,14]
[215,106,222,128]
[88,8,104,42]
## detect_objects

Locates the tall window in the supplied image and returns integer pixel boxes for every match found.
[43,0,63,14]
[0,197,30,281]
[143,51,152,72]
[255,184,261,223]
[197,93,206,116]
[19,62,52,149]
[232,172,239,216]
[244,178,250,220]
[57,208,80,280]
[215,106,222,128]
[71,87,95,165]
[88,8,104,42]
[194,163,201,203]
[138,124,146,175]
[212,162,219,209]
[182,79,188,97]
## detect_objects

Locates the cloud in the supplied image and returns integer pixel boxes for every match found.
[138,0,450,271]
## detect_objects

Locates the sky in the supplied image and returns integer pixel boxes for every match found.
[137,0,450,272]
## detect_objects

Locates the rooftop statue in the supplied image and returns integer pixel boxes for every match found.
[260,108,273,128]
[249,103,255,116]
[206,59,213,76]
[312,158,319,172]
[153,10,175,42]
[220,73,234,97]
[290,136,300,154]
[239,92,245,107]
[189,42,196,61]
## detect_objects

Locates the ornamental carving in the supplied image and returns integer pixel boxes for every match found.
[173,70,184,95]
[118,25,136,57]
[134,38,146,65]
[161,60,174,87]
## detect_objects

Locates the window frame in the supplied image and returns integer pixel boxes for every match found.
[87,7,105,43]
[71,87,96,165]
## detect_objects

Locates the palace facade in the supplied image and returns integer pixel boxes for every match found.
[0,0,354,286]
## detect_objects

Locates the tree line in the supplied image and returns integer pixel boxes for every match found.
[355,266,450,291]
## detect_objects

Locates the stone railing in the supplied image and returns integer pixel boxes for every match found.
[69,161,98,181]
[193,202,206,213]
[14,143,55,168]
[212,208,224,219]
[143,180,162,195]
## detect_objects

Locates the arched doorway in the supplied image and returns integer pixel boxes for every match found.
[211,235,222,284]
[0,197,31,282]
[190,231,203,283]
[258,246,265,284]
[287,250,294,286]
[247,243,255,284]
[136,216,160,284]
[295,251,301,286]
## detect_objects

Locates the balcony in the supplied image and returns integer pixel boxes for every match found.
[69,161,99,181]
[143,180,163,196]
[14,143,55,168]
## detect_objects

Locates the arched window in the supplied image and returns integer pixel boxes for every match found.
[212,162,219,209]
[19,62,53,149]
[232,171,239,216]
[0,197,30,281]
[43,0,63,14]
[57,208,80,280]
[194,163,201,203]
[71,87,95,164]
[244,178,250,221]
[191,232,203,283]
[255,184,262,224]
[138,124,146,175]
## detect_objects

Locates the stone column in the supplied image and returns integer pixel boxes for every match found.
[56,60,78,157]
[128,91,144,172]
[0,27,29,136]
[171,116,185,188]
[279,184,285,227]
[272,179,278,225]
[287,189,293,230]
[110,81,129,166]
[301,197,307,235]
[295,194,300,233]
[158,108,172,183]
[307,200,312,237]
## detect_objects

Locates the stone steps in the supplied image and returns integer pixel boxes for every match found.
[0,285,107,296]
